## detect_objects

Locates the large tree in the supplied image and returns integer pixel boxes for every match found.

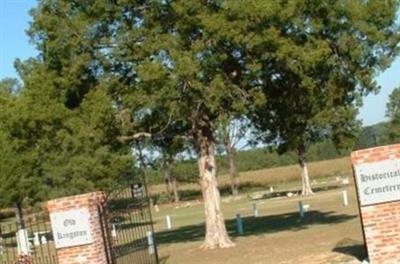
[247,0,399,195]
[110,1,262,248]
[28,0,262,248]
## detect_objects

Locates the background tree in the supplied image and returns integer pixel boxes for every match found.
[0,60,133,228]
[154,132,190,203]
[215,116,250,196]
[386,86,400,143]
[246,0,399,195]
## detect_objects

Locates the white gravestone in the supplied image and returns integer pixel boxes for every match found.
[50,208,93,249]
[354,159,400,206]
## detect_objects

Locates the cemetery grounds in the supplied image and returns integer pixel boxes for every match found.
[151,157,366,264]
[0,157,366,264]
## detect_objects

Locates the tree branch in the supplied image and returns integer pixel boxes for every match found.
[118,132,152,143]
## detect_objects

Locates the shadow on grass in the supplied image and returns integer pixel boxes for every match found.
[155,210,357,245]
[333,238,367,261]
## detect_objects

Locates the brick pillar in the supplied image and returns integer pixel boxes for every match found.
[351,144,400,264]
[47,192,108,264]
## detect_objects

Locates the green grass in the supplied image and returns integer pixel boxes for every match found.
[152,184,366,264]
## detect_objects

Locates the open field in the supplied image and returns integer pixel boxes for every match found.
[151,157,353,200]
[150,157,365,264]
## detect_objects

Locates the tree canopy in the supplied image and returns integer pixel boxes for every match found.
[386,85,400,142]
[0,62,134,209]
[0,0,398,247]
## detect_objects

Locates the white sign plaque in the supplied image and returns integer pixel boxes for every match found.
[354,159,400,206]
[50,208,93,249]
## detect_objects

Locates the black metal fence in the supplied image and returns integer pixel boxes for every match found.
[0,183,158,264]
[101,185,159,264]
[0,211,58,264]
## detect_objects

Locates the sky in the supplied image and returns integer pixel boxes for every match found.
[0,0,399,127]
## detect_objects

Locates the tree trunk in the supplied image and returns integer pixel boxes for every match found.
[164,160,173,197]
[298,144,314,196]
[225,138,239,196]
[15,202,25,230]
[137,143,154,207]
[164,159,180,203]
[171,174,180,203]
[193,114,234,249]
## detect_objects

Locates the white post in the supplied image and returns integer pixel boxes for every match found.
[252,202,259,217]
[298,201,305,218]
[166,215,172,230]
[40,234,47,244]
[16,229,30,255]
[111,224,117,238]
[33,232,40,246]
[236,214,244,235]
[343,190,349,207]
[147,231,155,255]
[269,186,274,193]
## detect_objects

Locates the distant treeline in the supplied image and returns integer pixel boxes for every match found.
[353,122,399,150]
[148,139,348,185]
[148,121,400,185]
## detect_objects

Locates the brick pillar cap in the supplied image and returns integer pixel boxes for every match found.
[47,191,105,211]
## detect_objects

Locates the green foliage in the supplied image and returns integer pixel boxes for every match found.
[247,0,399,158]
[3,0,397,210]
[352,121,400,150]
[0,64,134,207]
[43,88,135,196]
[386,86,400,143]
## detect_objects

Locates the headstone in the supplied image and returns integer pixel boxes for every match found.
[352,144,400,264]
[131,184,144,198]
[342,178,350,185]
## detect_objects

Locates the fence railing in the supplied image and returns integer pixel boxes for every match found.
[0,211,58,264]
[103,187,159,264]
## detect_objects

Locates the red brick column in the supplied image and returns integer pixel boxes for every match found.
[47,192,108,264]
[351,144,400,264]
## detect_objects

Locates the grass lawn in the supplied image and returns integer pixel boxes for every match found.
[151,170,366,263]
